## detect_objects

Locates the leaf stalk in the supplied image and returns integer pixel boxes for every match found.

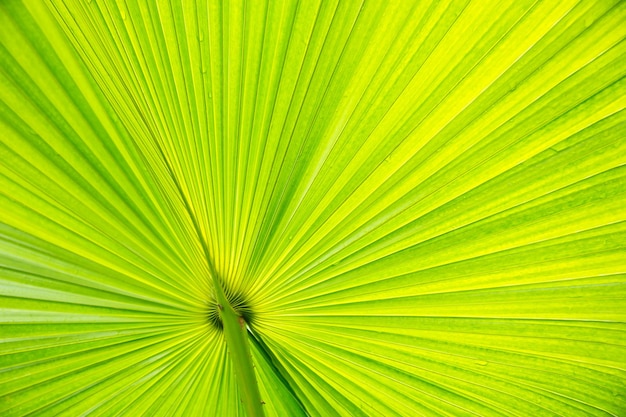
[214,280,265,417]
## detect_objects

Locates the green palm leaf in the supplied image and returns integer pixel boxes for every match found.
[1,0,625,416]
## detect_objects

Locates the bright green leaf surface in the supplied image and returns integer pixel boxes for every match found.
[1,0,625,416]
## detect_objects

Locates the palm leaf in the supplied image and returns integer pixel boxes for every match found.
[1,0,625,416]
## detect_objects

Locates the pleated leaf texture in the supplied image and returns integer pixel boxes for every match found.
[1,0,625,416]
